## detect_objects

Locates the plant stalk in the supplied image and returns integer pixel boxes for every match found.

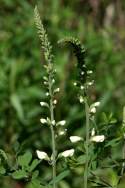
[121,143,125,176]
[84,98,90,188]
[121,107,125,176]
[49,74,57,188]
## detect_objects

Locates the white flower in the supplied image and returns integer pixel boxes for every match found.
[54,88,60,93]
[43,76,48,81]
[73,82,77,86]
[82,65,86,67]
[87,70,93,74]
[52,79,55,83]
[87,80,94,86]
[90,102,100,114]
[90,107,96,113]
[90,128,105,142]
[70,136,83,143]
[52,120,56,125]
[59,130,65,136]
[93,102,100,107]
[46,92,49,96]
[79,96,84,103]
[88,82,93,86]
[53,100,57,105]
[40,118,47,124]
[80,86,84,90]
[56,120,66,126]
[36,150,49,160]
[81,71,84,75]
[91,135,105,142]
[40,102,49,108]
[91,128,95,136]
[43,81,48,85]
[61,149,74,158]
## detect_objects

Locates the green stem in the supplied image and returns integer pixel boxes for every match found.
[49,75,57,188]
[121,107,125,176]
[84,99,90,188]
[121,141,125,176]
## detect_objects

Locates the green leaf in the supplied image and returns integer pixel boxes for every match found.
[0,149,8,162]
[17,151,32,167]
[105,137,121,147]
[77,155,86,165]
[32,170,39,179]
[12,169,28,179]
[49,170,70,185]
[29,159,40,172]
[29,179,45,188]
[0,166,6,175]
[10,93,24,122]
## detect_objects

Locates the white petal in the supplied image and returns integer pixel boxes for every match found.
[93,102,100,107]
[53,100,57,105]
[73,82,77,86]
[61,149,75,158]
[58,130,65,136]
[36,150,49,160]
[52,120,56,125]
[80,86,84,90]
[52,79,55,83]
[46,92,49,96]
[56,120,66,126]
[88,82,93,86]
[90,107,96,113]
[87,70,93,74]
[91,135,105,142]
[91,128,95,136]
[70,136,83,143]
[40,118,47,124]
[81,71,84,75]
[54,88,60,93]
[79,96,84,103]
[40,102,49,108]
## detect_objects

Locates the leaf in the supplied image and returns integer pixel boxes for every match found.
[29,179,45,188]
[49,170,70,185]
[77,155,86,164]
[105,137,121,147]
[0,166,6,175]
[29,159,40,172]
[32,170,39,179]
[0,149,8,162]
[10,93,24,122]
[17,151,32,167]
[12,169,28,179]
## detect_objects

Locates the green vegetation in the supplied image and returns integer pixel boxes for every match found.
[0,1,125,188]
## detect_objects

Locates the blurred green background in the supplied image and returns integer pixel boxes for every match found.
[0,0,125,187]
